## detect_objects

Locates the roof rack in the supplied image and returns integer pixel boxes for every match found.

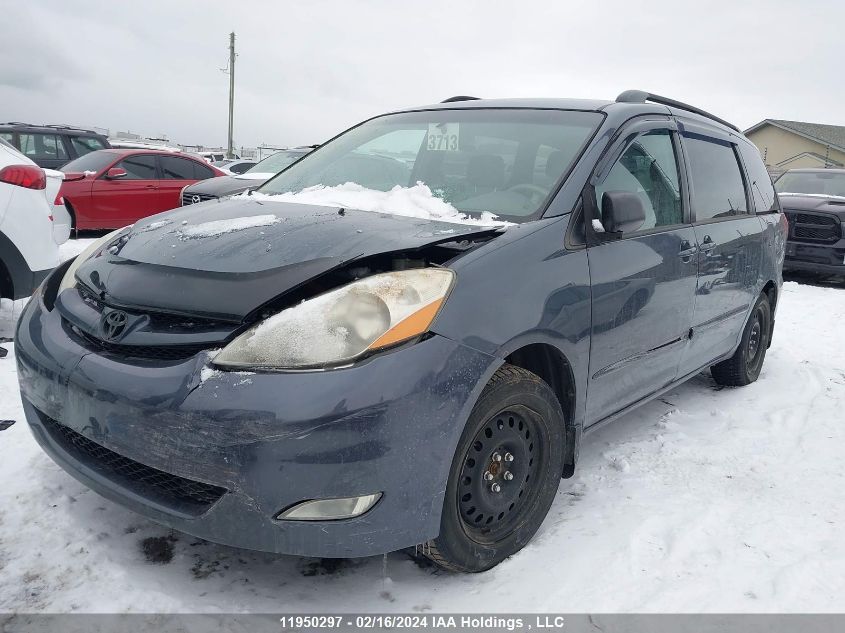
[441,95,480,103]
[0,121,99,133]
[615,90,740,133]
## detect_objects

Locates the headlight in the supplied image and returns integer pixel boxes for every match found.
[214,268,455,370]
[58,227,131,294]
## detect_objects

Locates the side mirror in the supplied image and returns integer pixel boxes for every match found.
[105,167,127,180]
[600,191,646,235]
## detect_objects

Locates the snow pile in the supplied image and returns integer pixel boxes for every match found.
[177,215,281,239]
[3,241,845,613]
[248,182,510,226]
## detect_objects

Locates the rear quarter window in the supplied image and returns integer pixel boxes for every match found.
[739,142,778,213]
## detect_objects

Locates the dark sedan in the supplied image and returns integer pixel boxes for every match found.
[775,168,845,277]
[181,147,313,206]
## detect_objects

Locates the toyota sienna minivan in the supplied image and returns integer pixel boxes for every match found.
[16,91,786,572]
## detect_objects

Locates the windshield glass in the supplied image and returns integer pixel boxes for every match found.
[61,151,117,174]
[257,109,603,224]
[246,150,307,175]
[775,171,845,197]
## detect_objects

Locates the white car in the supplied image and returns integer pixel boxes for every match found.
[0,138,62,299]
[198,151,239,163]
[45,168,71,243]
[212,158,256,175]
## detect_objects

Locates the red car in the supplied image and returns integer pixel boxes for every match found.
[58,149,225,230]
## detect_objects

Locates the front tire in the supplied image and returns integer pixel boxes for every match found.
[422,364,565,572]
[711,293,772,386]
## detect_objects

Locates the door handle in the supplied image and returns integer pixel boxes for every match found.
[699,235,716,252]
[678,240,698,257]
[145,185,157,190]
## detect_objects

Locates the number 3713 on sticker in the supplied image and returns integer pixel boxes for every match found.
[427,122,459,151]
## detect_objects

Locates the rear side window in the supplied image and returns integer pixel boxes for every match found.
[595,129,683,230]
[70,136,106,157]
[0,132,14,145]
[193,161,215,180]
[19,133,68,161]
[684,135,748,220]
[160,155,197,180]
[117,154,157,180]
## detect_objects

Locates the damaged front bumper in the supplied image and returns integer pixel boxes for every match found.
[15,290,497,558]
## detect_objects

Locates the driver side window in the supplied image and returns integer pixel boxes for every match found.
[595,130,682,231]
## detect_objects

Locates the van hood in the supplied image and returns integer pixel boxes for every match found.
[74,196,501,321]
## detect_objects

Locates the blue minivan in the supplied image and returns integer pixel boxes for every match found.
[15,91,786,572]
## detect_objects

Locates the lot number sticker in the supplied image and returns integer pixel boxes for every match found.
[427,123,459,151]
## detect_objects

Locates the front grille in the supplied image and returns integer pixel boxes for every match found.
[72,284,227,360]
[75,328,209,361]
[40,413,226,514]
[785,210,840,243]
[181,192,217,206]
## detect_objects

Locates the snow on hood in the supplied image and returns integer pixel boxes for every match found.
[245,182,512,226]
[177,215,282,239]
[235,172,275,181]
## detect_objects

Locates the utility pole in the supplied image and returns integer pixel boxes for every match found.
[227,32,236,159]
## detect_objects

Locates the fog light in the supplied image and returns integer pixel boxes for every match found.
[275,493,382,521]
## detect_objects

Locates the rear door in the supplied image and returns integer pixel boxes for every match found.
[158,156,215,211]
[675,122,765,375]
[585,119,699,424]
[89,153,160,228]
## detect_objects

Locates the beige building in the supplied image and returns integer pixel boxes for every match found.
[744,119,845,176]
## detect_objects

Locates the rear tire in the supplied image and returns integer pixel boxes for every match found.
[711,293,772,386]
[422,364,565,572]
[65,201,78,238]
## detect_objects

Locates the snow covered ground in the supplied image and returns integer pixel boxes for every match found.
[1,238,844,613]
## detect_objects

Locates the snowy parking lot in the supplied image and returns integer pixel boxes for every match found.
[1,238,844,613]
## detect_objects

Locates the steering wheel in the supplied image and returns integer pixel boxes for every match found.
[507,184,549,205]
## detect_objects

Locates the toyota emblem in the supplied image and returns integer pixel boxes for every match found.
[191,195,201,204]
[101,310,129,341]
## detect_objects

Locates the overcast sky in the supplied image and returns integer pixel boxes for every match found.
[2,0,842,149]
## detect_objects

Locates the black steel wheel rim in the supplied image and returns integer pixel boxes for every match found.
[746,306,766,366]
[457,406,546,542]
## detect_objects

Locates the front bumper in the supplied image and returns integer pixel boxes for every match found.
[15,291,497,558]
[783,239,845,276]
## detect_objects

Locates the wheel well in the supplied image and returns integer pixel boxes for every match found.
[0,259,12,299]
[505,343,577,476]
[762,281,777,348]
[64,200,77,229]
[505,344,574,422]
[762,280,777,310]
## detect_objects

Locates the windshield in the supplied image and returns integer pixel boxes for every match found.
[257,109,603,223]
[61,151,117,174]
[246,150,308,175]
[775,171,845,198]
